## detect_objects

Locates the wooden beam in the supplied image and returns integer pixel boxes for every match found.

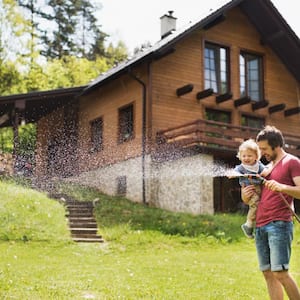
[216,92,232,104]
[176,84,194,97]
[252,100,269,111]
[284,107,300,117]
[234,96,251,107]
[196,88,214,101]
[268,103,286,114]
[0,113,9,126]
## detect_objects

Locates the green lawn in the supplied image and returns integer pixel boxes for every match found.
[0,179,299,299]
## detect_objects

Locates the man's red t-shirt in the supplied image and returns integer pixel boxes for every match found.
[256,154,300,227]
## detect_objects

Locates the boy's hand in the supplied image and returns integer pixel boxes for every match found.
[241,184,256,205]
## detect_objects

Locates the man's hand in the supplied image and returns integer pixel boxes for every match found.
[263,179,286,192]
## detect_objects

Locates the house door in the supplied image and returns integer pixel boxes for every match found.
[213,176,245,213]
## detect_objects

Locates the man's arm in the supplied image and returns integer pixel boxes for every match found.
[263,176,300,199]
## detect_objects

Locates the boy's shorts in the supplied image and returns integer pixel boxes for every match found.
[255,221,293,271]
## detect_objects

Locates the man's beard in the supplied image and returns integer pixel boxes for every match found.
[264,151,277,162]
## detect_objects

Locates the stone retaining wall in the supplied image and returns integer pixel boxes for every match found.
[67,153,214,215]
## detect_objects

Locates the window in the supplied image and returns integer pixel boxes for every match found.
[119,104,134,143]
[204,42,229,94]
[205,108,231,124]
[240,52,263,101]
[90,117,103,152]
[116,176,127,196]
[205,108,231,142]
[241,115,264,129]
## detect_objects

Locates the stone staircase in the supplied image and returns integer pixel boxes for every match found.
[49,193,104,243]
[65,199,104,243]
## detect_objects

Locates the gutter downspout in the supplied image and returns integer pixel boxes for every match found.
[128,69,147,204]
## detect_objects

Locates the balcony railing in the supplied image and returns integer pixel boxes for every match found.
[156,119,300,157]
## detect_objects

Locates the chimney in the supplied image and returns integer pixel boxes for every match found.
[160,11,177,39]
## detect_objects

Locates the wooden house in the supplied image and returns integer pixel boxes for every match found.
[1,0,300,214]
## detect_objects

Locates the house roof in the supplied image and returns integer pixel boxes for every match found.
[0,0,298,128]
[0,86,86,127]
[82,0,300,95]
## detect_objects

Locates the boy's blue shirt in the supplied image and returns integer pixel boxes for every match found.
[234,162,265,186]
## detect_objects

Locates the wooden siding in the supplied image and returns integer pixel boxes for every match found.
[151,7,300,139]
[77,73,146,172]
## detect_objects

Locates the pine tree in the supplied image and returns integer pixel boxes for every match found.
[38,0,107,59]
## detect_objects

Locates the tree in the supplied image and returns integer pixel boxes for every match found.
[0,0,30,61]
[106,41,129,67]
[74,0,108,60]
[17,0,46,65]
[0,59,24,95]
[38,0,108,60]
[43,55,111,88]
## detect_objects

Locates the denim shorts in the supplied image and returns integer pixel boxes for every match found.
[255,221,293,272]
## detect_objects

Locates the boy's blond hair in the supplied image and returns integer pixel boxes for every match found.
[236,139,261,160]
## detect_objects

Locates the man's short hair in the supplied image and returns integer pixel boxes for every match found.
[256,125,284,149]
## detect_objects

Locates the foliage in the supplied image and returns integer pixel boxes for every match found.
[44,55,111,88]
[0,127,13,153]
[0,59,24,95]
[0,0,30,60]
[18,123,36,156]
[0,123,36,155]
[106,41,129,66]
[0,0,129,96]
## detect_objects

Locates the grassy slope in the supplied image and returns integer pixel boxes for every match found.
[0,179,70,242]
[0,180,299,299]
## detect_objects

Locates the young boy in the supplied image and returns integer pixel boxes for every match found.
[233,139,265,238]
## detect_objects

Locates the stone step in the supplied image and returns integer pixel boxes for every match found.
[67,204,94,209]
[72,237,104,243]
[67,212,94,217]
[70,228,98,234]
[67,204,93,208]
[71,232,102,238]
[68,216,96,221]
[69,222,97,228]
[67,205,93,210]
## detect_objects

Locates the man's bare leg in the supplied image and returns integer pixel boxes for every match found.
[273,270,300,300]
[263,270,284,300]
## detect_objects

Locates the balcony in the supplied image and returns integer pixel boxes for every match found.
[155,119,300,160]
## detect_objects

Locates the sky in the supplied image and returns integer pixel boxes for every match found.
[96,0,300,54]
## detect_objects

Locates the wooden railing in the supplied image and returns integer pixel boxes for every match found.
[156,119,300,157]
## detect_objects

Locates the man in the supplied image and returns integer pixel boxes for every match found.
[242,125,300,300]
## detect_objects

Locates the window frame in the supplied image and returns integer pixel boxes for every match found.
[118,102,135,144]
[241,114,265,129]
[204,41,230,95]
[239,51,264,102]
[205,107,231,124]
